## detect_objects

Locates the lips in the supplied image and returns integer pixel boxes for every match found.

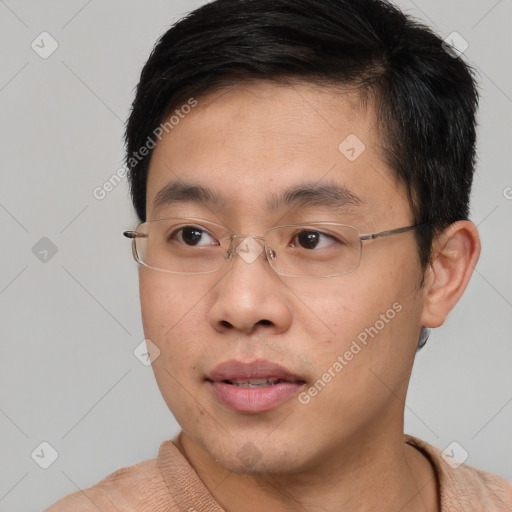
[206,360,306,413]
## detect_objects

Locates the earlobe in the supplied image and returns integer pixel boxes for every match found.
[420,221,481,328]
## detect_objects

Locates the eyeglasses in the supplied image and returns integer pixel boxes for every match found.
[123,218,425,278]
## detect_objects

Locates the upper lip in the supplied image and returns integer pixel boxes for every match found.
[207,359,305,383]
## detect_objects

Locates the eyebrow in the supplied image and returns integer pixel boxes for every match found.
[152,180,362,213]
[153,182,224,211]
[267,181,362,211]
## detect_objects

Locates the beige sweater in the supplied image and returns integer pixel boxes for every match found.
[45,435,512,511]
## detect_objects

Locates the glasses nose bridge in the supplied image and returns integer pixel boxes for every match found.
[223,234,272,264]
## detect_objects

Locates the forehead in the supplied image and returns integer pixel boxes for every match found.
[146,81,408,225]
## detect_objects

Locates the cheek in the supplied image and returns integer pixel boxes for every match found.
[139,271,213,421]
[289,262,421,384]
[292,283,420,439]
[139,271,211,365]
[285,272,396,345]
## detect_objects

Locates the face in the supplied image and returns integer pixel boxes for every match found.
[140,82,426,475]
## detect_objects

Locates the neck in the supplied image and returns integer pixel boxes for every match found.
[178,429,439,512]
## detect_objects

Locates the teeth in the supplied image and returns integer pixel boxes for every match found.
[230,378,279,388]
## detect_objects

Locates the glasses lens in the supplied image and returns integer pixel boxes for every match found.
[266,223,361,277]
[135,219,228,273]
[131,220,362,277]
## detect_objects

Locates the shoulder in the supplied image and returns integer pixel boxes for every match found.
[405,435,512,511]
[45,438,225,512]
[44,456,167,512]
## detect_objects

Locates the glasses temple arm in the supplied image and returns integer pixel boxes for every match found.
[123,231,148,239]
[359,224,426,241]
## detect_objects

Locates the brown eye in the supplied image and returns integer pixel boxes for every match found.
[293,230,338,250]
[297,230,321,249]
[181,227,204,245]
[169,226,218,247]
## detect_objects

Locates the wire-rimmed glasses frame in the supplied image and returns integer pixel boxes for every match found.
[123,217,425,278]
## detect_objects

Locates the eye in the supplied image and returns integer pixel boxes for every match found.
[292,229,338,250]
[169,225,218,247]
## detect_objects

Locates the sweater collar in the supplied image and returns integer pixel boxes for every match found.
[156,433,509,512]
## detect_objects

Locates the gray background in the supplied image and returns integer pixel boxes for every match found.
[0,1,510,510]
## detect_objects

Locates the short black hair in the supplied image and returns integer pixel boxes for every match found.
[125,0,479,268]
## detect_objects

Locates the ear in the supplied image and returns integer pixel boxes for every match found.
[420,221,481,328]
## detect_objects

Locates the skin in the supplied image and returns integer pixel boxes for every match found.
[139,81,480,511]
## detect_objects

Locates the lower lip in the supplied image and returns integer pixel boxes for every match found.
[209,381,303,413]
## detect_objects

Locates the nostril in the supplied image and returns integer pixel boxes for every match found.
[258,319,272,326]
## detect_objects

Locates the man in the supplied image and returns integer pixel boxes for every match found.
[46,0,512,510]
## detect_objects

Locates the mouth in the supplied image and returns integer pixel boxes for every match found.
[206,360,306,413]
[220,378,289,388]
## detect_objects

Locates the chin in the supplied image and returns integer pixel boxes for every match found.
[195,428,308,476]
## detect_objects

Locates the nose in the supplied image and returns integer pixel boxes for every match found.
[208,236,292,335]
